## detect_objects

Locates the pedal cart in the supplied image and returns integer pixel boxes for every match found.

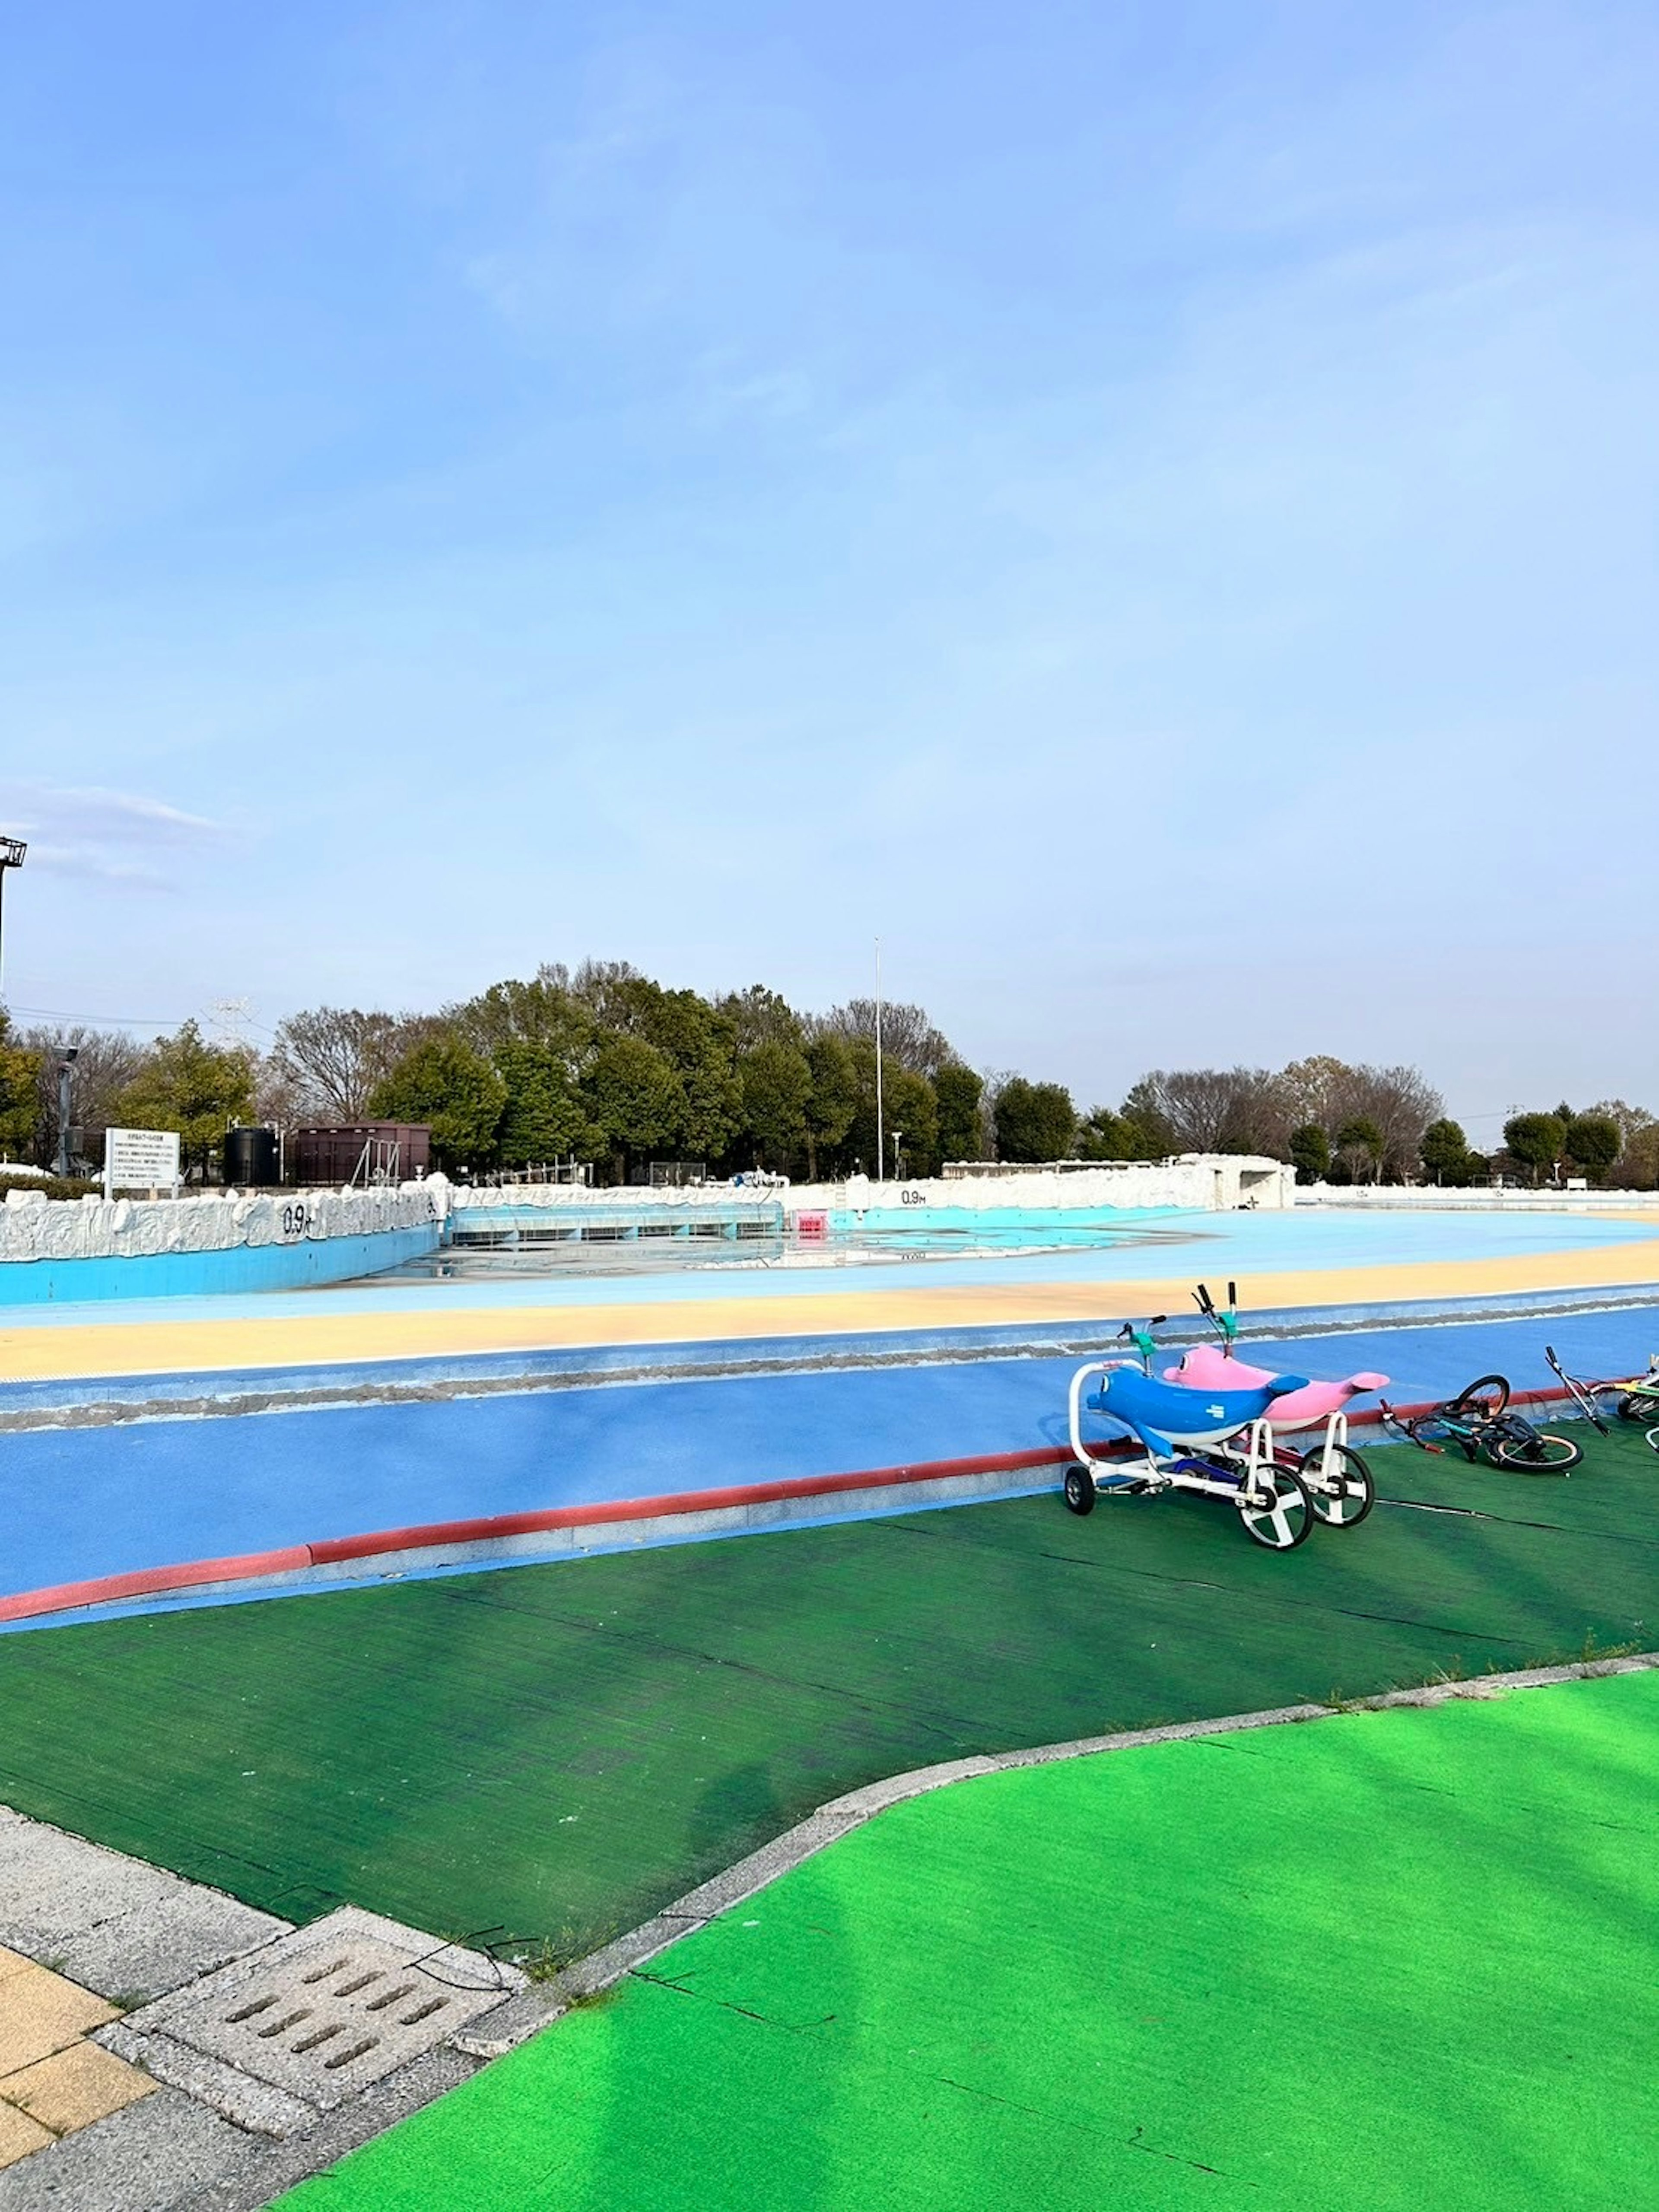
[1063,1319,1317,1550]
[1162,1283,1385,1528]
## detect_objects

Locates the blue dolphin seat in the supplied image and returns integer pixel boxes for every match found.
[1086,1366,1310,1458]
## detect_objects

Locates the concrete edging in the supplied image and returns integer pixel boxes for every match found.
[460,1648,1659,2054]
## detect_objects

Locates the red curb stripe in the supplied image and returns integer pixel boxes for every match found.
[306,1445,1067,1562]
[0,1545,313,1624]
[0,1447,1068,1622]
[0,1386,1580,1625]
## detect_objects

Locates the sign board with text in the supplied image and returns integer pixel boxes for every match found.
[104,1127,182,1196]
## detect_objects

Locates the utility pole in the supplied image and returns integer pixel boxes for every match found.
[0,835,26,997]
[874,937,884,1183]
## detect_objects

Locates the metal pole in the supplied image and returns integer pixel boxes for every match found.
[0,837,28,998]
[56,1061,72,1177]
[874,936,884,1182]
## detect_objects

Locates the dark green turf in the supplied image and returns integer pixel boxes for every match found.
[0,1428,1650,1956]
[1373,1413,1659,1541]
[280,1671,1659,2211]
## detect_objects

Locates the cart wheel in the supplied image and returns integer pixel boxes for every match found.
[1297,1442,1375,1528]
[1063,1464,1097,1516]
[1238,1463,1313,1550]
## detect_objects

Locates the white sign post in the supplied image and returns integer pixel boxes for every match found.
[104,1127,182,1200]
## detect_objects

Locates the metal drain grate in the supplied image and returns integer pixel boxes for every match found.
[114,1907,520,2110]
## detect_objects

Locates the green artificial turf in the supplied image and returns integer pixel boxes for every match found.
[0,1426,1651,1957]
[280,1669,1659,2211]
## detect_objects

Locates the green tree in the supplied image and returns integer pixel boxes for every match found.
[802,1034,858,1179]
[494,1043,591,1166]
[604,980,740,1162]
[1289,1122,1331,1184]
[368,1038,506,1172]
[717,985,804,1054]
[1333,1116,1384,1184]
[1503,1111,1566,1187]
[1074,1106,1164,1161]
[1420,1118,1472,1185]
[876,1066,940,1179]
[453,971,595,1061]
[0,1013,41,1160]
[995,1079,1077,1163]
[840,1044,939,1177]
[736,1042,813,1171]
[934,1064,985,1163]
[1563,1113,1620,1180]
[581,1035,683,1181]
[1075,1107,1130,1161]
[1614,1124,1659,1190]
[111,1020,254,1178]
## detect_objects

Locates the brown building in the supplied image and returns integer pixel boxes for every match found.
[292,1122,432,1186]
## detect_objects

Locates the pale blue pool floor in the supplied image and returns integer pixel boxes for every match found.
[1,1206,1654,1331]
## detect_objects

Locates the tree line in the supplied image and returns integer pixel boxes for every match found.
[2,976,1656,1189]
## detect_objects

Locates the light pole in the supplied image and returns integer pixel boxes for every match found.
[56,1047,79,1178]
[0,836,25,998]
[873,936,884,1184]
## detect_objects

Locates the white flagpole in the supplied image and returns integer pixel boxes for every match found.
[874,936,884,1182]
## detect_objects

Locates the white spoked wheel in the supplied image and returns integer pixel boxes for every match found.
[1238,1463,1314,1550]
[1297,1443,1375,1529]
[1062,1464,1097,1516]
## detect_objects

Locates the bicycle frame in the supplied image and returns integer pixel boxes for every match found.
[1545,1343,1659,1428]
[1379,1397,1483,1456]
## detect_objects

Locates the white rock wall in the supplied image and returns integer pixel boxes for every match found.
[1296,1184,1659,1213]
[450,1157,1294,1214]
[0,1178,450,1265]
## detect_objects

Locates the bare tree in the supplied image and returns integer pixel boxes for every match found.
[1279,1057,1442,1180]
[812,999,956,1079]
[1121,1068,1291,1157]
[269,1008,404,1120]
[1585,1098,1656,1150]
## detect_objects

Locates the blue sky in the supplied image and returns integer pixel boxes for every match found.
[1,1,1654,1139]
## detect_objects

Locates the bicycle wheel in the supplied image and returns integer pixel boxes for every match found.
[1616,1389,1659,1424]
[1298,1442,1375,1528]
[1487,1426,1581,1475]
[1062,1464,1096,1515]
[1238,1464,1314,1550]
[1449,1374,1510,1418]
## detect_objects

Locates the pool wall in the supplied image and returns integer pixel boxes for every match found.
[0,1187,444,1305]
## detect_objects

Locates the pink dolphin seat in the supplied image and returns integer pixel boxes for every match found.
[1163,1342,1389,1433]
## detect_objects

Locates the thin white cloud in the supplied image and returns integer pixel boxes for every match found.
[0,783,229,894]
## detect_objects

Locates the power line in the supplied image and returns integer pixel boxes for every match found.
[5,1000,280,1041]
[6,1002,188,1029]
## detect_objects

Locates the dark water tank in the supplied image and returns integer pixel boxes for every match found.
[223,1125,280,1187]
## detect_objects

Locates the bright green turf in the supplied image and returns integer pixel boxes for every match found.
[281,1670,1659,2212]
[0,1426,1650,1955]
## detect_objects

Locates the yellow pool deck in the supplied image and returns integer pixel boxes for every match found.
[5,1212,1659,1386]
